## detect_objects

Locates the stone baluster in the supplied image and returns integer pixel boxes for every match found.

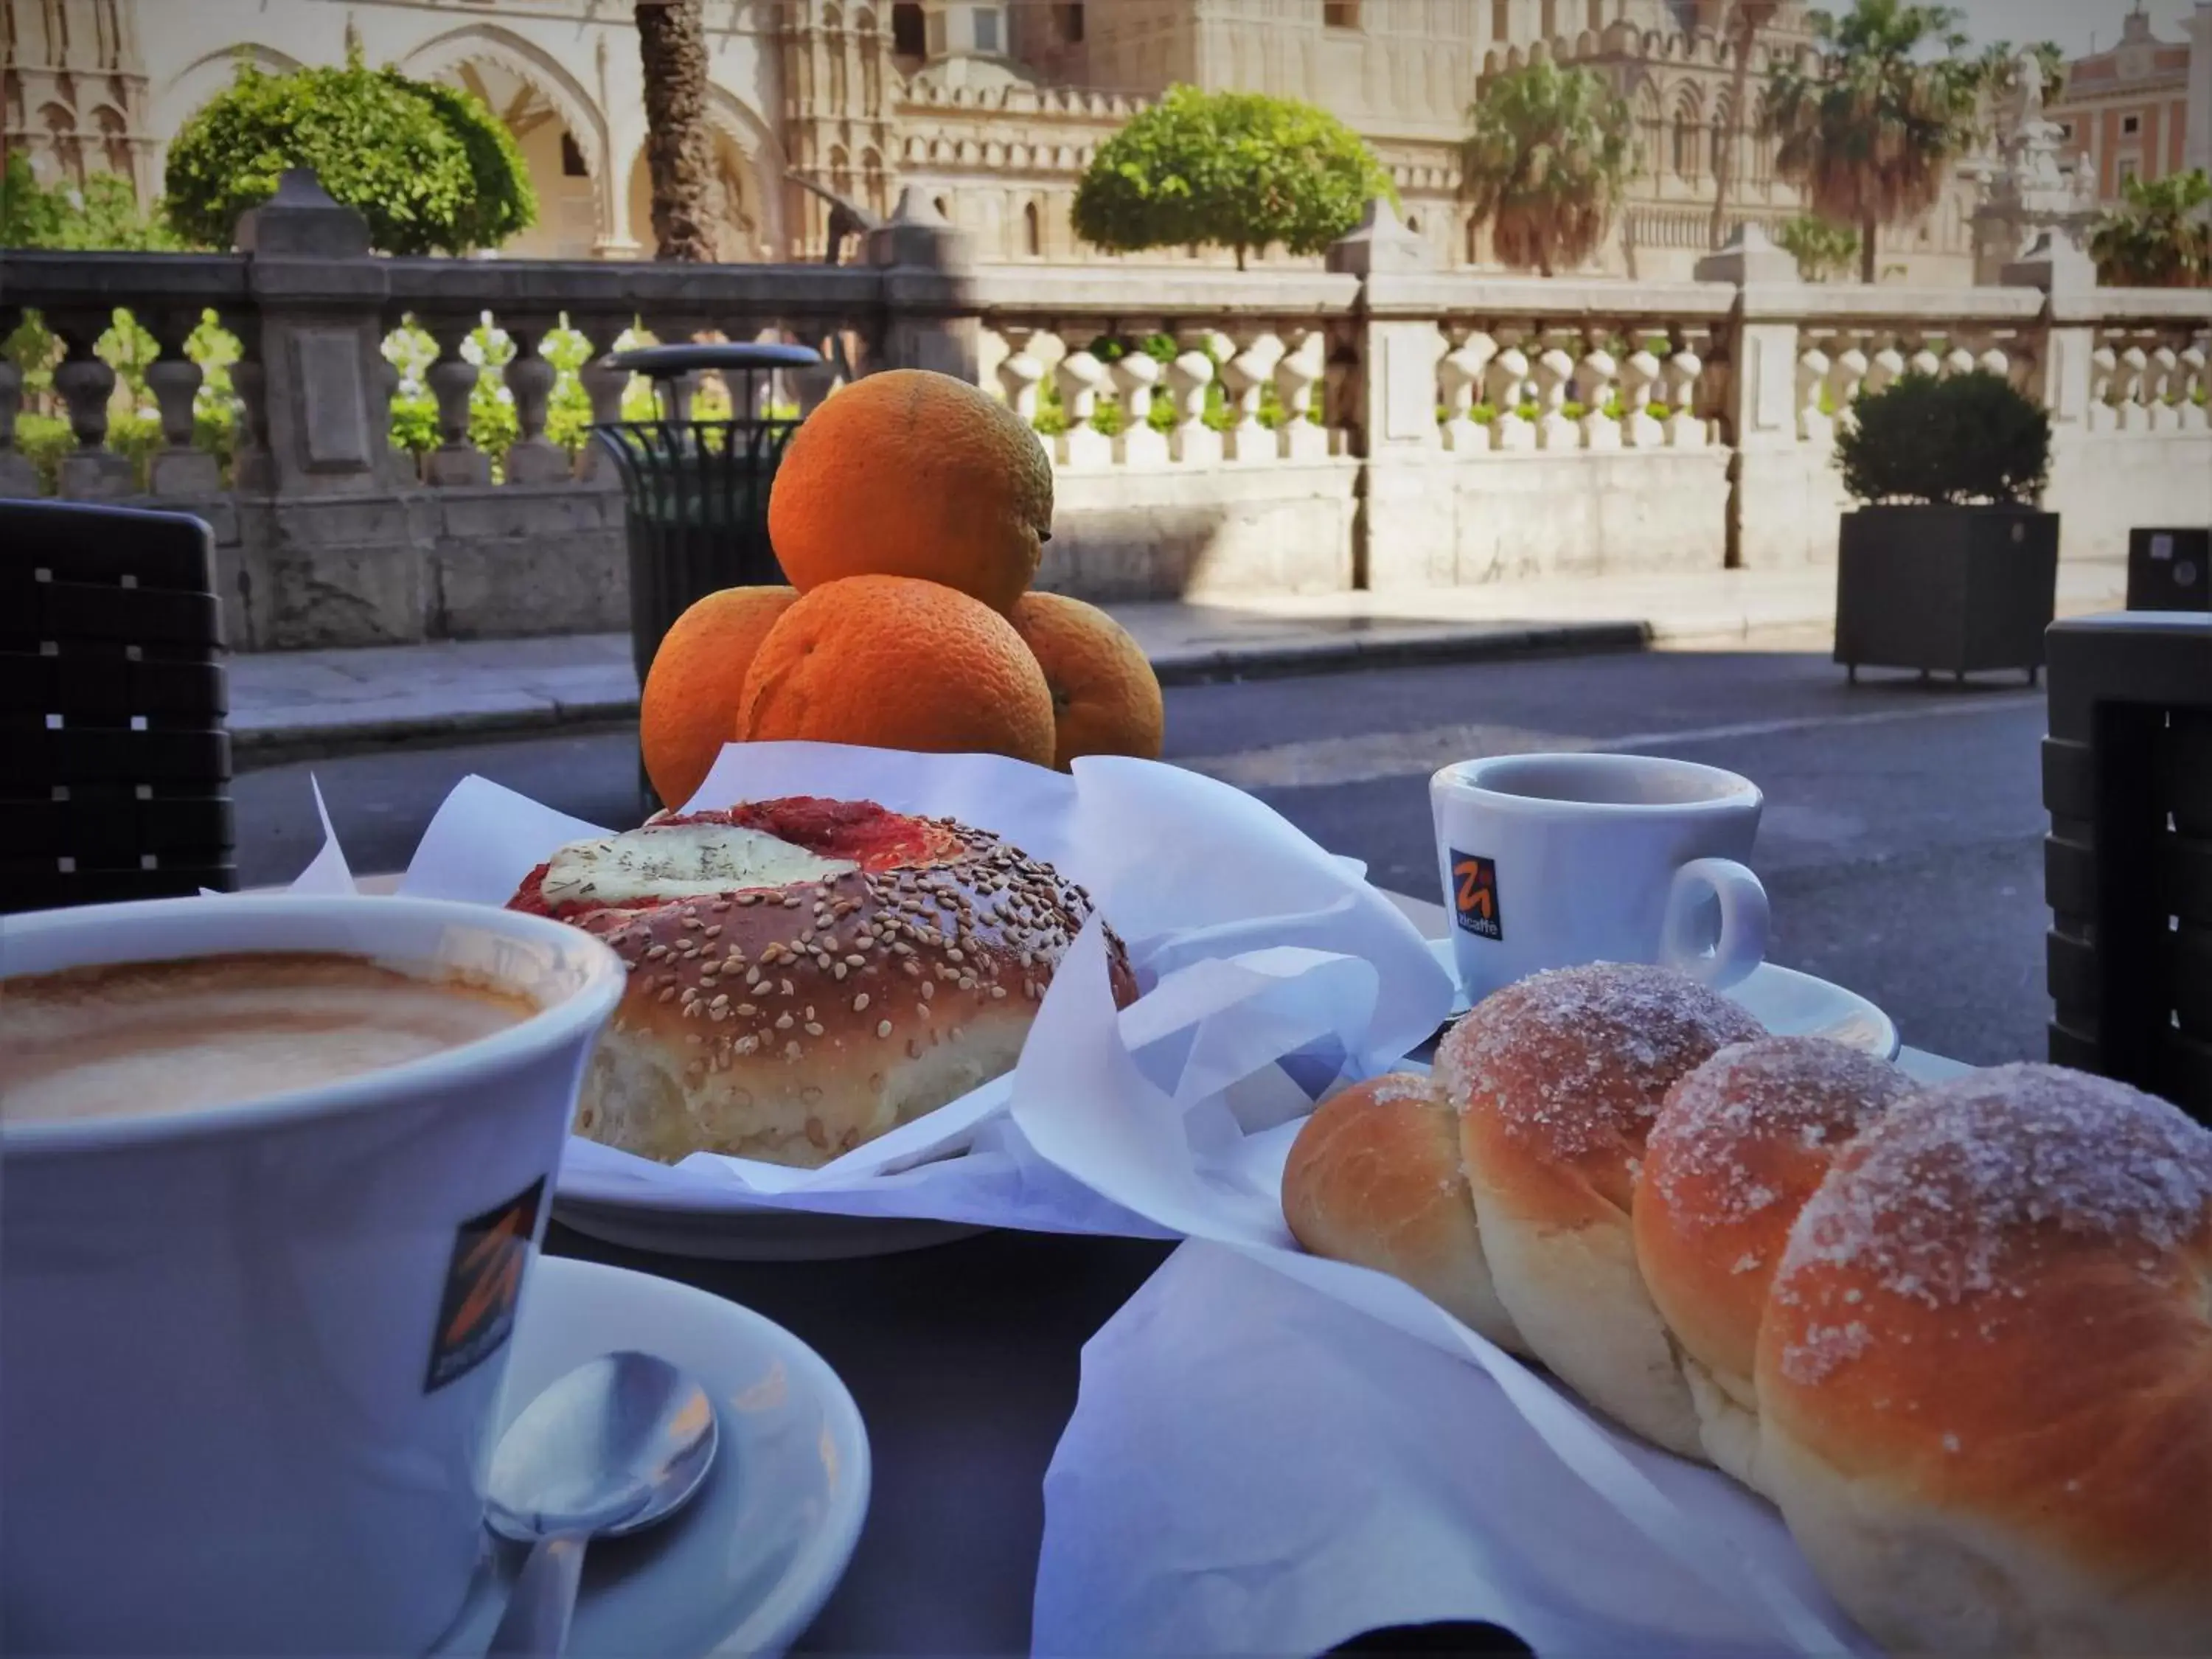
[0,348,35,495]
[1619,343,1663,448]
[995,326,1046,426]
[2087,337,2120,433]
[1941,343,1977,378]
[1109,347,1168,468]
[48,311,134,498]
[141,309,220,495]
[1438,327,1498,453]
[1166,331,1221,465]
[1578,333,1621,451]
[1976,343,2011,381]
[1219,326,1282,463]
[1531,338,1577,451]
[224,311,274,494]
[500,316,571,485]
[1826,335,1869,422]
[2147,341,2181,431]
[575,316,633,484]
[1796,338,1834,445]
[2116,339,2151,433]
[1486,337,1534,451]
[1907,339,1943,380]
[1054,347,1113,469]
[1273,327,1331,461]
[421,314,490,487]
[2178,335,2209,432]
[1865,338,1907,397]
[1663,335,1707,449]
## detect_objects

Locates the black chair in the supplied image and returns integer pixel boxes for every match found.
[0,498,236,913]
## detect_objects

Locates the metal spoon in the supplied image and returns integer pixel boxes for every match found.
[483,1352,719,1658]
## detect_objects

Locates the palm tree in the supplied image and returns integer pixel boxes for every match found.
[1462,60,1638,278]
[2090,169,2212,288]
[1760,0,1981,285]
[1709,0,1780,251]
[636,0,717,261]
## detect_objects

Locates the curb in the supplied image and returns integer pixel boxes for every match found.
[229,619,1657,768]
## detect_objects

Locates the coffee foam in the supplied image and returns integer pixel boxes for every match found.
[0,952,540,1125]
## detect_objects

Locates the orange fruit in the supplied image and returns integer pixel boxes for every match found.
[767,369,1053,614]
[1009,591,1166,771]
[737,574,1057,767]
[639,585,799,809]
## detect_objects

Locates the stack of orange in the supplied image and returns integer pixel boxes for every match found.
[640,368,1166,809]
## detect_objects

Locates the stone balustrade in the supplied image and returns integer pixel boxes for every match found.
[2,184,2208,648]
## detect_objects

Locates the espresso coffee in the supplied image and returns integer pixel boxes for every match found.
[0,951,540,1125]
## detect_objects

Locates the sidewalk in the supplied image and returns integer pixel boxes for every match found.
[228,560,2132,762]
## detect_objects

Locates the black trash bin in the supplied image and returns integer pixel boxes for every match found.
[591,341,822,810]
[2125,526,2211,613]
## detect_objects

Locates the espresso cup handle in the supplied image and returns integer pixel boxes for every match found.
[1661,858,1770,990]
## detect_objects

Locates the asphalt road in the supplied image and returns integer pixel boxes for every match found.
[234,642,2054,1066]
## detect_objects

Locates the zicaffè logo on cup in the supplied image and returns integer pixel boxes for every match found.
[1452,852,1502,942]
[424,1177,546,1394]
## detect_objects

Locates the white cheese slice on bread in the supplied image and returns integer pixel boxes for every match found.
[540,821,859,908]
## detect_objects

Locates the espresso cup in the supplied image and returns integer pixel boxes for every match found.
[1430,753,1770,1004]
[0,894,625,1655]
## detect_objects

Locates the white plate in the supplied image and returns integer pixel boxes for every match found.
[1427,939,1900,1060]
[555,1192,986,1262]
[432,1255,869,1658]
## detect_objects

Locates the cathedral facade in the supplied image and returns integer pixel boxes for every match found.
[2,0,1978,281]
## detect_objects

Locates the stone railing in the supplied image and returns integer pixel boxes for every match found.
[3,178,2208,649]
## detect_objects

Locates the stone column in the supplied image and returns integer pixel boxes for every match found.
[233,168,427,646]
[1330,198,1447,591]
[1696,225,1822,569]
[2006,232,2104,540]
[868,188,979,381]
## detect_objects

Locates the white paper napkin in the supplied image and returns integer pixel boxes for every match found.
[1012,928,1875,1658]
[284,742,1452,1231]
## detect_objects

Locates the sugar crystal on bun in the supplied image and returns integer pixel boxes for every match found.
[1438,962,1764,1458]
[1758,1064,2212,1655]
[1633,1036,1913,1489]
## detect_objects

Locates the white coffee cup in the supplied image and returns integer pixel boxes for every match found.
[1430,753,1770,1004]
[0,894,626,1656]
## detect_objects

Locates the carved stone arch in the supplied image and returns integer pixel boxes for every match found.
[700,86,790,255]
[151,43,302,153]
[399,24,608,181]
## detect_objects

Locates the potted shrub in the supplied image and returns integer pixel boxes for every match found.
[1832,369,2059,685]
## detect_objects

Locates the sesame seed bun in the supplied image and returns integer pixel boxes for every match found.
[509,797,1136,1168]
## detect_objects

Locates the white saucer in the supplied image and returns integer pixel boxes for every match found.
[555,1191,986,1262]
[433,1255,869,1658]
[1426,939,1900,1060]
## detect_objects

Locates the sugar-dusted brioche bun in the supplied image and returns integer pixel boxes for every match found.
[1439,963,1764,1458]
[1632,1037,1913,1489]
[1758,1064,2212,1655]
[509,796,1135,1168]
[1282,1072,1526,1352]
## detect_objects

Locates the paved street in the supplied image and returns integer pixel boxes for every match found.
[236,641,2055,1067]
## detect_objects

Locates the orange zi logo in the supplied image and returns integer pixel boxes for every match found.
[425,1178,545,1394]
[1452,852,1502,942]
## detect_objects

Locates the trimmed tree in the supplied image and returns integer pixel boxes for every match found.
[1072,86,1394,270]
[2090,169,2212,289]
[1461,60,1637,277]
[1761,0,1981,285]
[635,0,718,262]
[164,49,534,254]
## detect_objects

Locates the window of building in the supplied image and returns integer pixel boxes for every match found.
[1587,0,1604,27]
[1405,213,1422,234]
[2122,114,2141,135]
[1023,201,1042,256]
[892,2,925,57]
[926,7,947,56]
[2119,156,2140,182]
[1711,111,1728,178]
[1492,0,1511,43]
[973,5,1001,52]
[1324,0,1362,27]
[1540,0,1557,35]
[1672,114,1697,179]
[560,131,588,178]
[2057,120,2075,140]
[1062,2,1085,43]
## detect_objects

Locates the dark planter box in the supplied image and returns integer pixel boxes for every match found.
[1833,505,2060,683]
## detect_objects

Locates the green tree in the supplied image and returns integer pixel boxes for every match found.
[1461,60,1638,277]
[1073,86,1394,270]
[1761,0,1982,285]
[636,0,718,261]
[2090,168,2212,289]
[1775,212,1861,280]
[1,152,187,250]
[164,47,535,254]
